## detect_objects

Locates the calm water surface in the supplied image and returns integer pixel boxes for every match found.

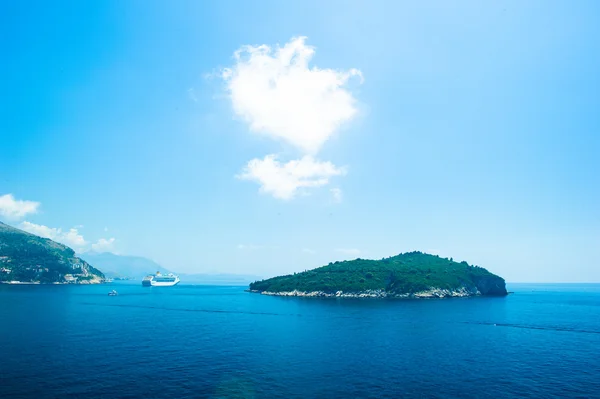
[1,283,599,398]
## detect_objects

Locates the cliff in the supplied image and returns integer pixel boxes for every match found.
[249,251,507,298]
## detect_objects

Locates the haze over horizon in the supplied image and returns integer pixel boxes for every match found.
[1,1,598,283]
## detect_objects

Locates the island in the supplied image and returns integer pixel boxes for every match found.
[249,251,508,298]
[0,221,105,284]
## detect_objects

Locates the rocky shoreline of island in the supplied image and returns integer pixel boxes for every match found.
[248,286,501,299]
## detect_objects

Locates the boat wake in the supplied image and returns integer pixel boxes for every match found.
[460,321,600,335]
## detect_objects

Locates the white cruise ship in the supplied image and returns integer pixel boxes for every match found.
[142,271,180,287]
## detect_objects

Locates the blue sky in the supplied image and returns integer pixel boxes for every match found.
[1,1,598,282]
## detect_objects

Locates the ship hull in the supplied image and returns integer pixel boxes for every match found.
[150,279,180,287]
[142,275,180,287]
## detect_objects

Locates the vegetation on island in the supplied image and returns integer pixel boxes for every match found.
[250,251,507,297]
[0,221,105,283]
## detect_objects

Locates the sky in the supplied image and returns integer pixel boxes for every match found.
[1,0,599,282]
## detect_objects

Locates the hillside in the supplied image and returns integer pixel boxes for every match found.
[0,221,105,284]
[249,251,507,298]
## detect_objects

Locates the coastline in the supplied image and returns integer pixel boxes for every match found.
[0,279,105,285]
[247,286,504,299]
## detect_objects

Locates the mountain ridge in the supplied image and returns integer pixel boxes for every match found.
[80,252,170,279]
[81,251,262,284]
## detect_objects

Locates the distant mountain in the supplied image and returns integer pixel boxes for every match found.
[0,221,104,284]
[80,252,170,279]
[250,251,508,298]
[81,252,262,284]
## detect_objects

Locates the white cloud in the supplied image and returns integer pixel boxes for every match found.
[62,228,88,249]
[222,36,361,154]
[0,194,40,220]
[302,248,316,254]
[237,155,346,200]
[221,36,361,199]
[20,221,60,240]
[330,188,343,203]
[91,237,116,253]
[20,221,88,252]
[20,221,116,254]
[335,248,361,256]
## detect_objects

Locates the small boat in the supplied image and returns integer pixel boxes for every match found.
[108,290,118,296]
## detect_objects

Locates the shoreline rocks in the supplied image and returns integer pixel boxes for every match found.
[249,286,489,299]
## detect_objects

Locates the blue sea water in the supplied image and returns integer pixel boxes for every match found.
[1,283,599,399]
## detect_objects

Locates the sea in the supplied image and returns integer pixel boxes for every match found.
[1,283,599,399]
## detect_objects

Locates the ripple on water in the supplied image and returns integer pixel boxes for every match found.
[0,283,599,399]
